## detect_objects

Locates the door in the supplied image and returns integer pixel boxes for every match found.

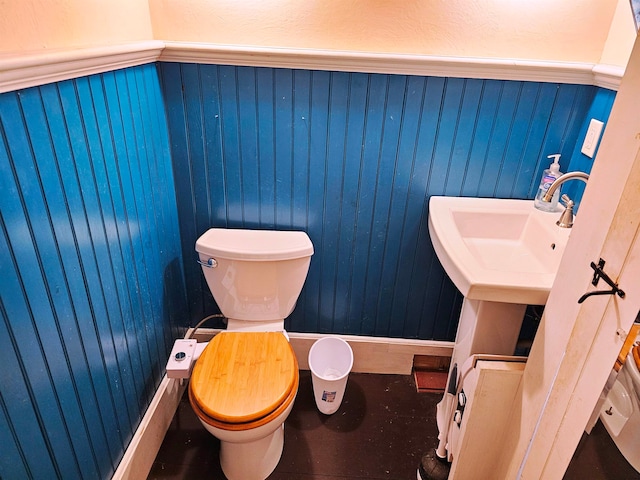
[494,34,640,479]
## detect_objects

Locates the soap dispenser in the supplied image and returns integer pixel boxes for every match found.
[534,154,562,212]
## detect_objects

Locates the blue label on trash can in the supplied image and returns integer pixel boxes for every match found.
[322,391,336,402]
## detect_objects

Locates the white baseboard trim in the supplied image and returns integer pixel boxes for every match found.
[1,41,622,93]
[291,332,453,375]
[190,329,455,375]
[110,330,453,479]
[112,374,186,480]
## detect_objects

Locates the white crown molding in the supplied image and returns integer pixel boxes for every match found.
[0,40,623,93]
[591,63,626,91]
[0,41,164,93]
[160,42,623,90]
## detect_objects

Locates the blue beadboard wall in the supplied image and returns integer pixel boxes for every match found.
[159,63,603,340]
[0,58,616,479]
[564,87,617,205]
[0,64,187,479]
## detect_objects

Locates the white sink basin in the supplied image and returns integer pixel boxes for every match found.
[428,196,571,304]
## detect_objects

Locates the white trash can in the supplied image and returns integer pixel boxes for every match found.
[308,337,354,415]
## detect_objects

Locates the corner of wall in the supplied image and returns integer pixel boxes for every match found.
[599,0,636,67]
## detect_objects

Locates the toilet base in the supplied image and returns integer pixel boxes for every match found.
[195,397,295,480]
[600,374,640,473]
[601,411,640,472]
[220,423,284,480]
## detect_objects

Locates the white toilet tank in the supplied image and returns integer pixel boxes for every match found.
[195,228,313,322]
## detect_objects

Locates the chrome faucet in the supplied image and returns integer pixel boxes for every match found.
[542,171,590,228]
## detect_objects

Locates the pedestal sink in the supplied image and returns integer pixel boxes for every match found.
[428,196,571,460]
[429,196,570,305]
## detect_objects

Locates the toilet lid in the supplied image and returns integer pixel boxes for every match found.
[190,332,297,424]
[633,345,640,369]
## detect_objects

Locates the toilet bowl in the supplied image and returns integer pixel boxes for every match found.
[190,331,299,480]
[191,228,313,480]
[601,342,640,473]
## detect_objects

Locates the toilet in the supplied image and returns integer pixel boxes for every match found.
[600,326,640,473]
[190,228,313,480]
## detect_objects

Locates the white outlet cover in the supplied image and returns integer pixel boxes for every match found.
[581,119,604,158]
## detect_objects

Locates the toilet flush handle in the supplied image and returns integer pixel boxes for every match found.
[197,257,218,268]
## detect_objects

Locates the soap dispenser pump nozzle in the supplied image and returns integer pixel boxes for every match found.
[548,154,561,173]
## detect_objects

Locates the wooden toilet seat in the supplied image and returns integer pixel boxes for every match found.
[189,331,299,431]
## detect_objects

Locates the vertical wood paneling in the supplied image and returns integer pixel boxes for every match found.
[563,87,617,204]
[0,60,614,478]
[336,73,368,335]
[0,64,187,479]
[161,63,604,342]
[0,61,615,479]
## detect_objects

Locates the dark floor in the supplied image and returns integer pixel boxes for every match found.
[149,371,640,480]
[565,420,640,480]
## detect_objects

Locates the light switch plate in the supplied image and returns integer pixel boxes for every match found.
[581,119,604,158]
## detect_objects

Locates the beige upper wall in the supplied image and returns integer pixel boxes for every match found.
[0,0,153,53]
[0,0,635,68]
[149,0,633,65]
[601,0,637,65]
